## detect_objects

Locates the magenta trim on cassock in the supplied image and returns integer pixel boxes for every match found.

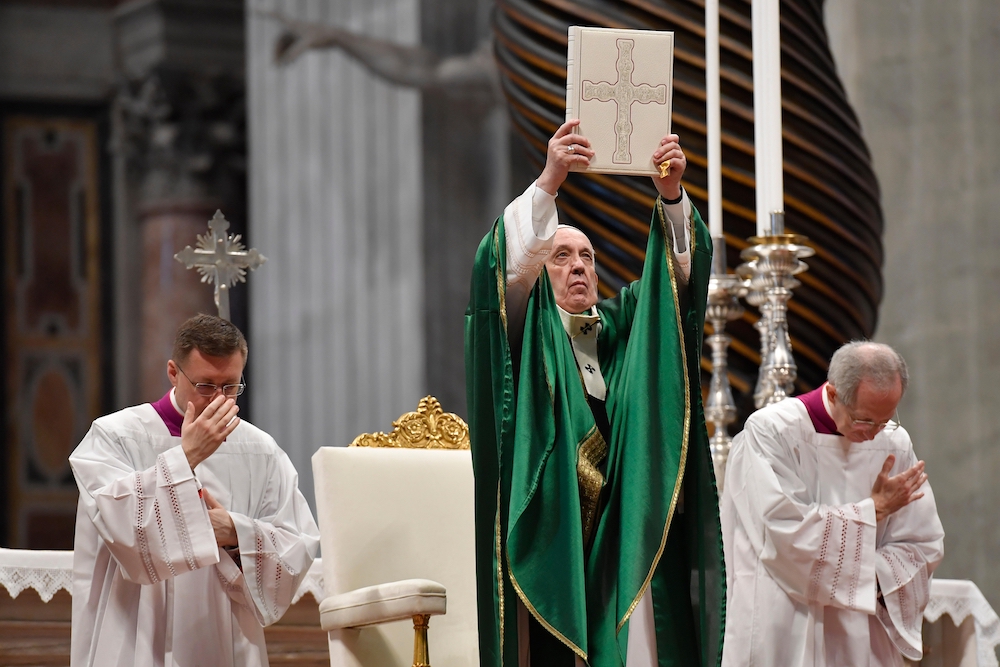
[152,391,184,437]
[795,385,840,435]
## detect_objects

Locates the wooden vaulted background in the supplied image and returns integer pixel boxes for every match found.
[493,0,883,412]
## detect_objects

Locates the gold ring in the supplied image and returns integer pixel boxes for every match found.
[659,159,671,178]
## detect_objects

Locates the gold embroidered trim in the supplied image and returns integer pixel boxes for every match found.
[495,224,508,335]
[508,557,587,660]
[617,197,693,633]
[495,485,505,654]
[576,425,608,545]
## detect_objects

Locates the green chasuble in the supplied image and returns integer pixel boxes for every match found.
[465,198,725,667]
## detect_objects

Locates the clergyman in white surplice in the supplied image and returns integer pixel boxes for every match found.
[721,341,944,667]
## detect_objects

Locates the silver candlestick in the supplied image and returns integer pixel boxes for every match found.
[738,212,813,408]
[737,259,774,408]
[704,238,746,492]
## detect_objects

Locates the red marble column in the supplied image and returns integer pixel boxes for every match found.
[139,201,219,402]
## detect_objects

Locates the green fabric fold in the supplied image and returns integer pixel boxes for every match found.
[465,199,725,667]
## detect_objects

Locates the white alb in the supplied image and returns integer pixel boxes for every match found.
[721,394,945,667]
[69,402,320,667]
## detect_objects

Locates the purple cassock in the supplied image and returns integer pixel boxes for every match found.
[151,390,184,436]
[796,384,840,436]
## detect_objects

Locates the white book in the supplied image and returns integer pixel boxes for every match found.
[566,26,675,176]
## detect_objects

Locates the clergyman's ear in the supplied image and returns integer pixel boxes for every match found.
[167,360,180,388]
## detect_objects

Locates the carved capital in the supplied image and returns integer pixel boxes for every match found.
[113,70,245,205]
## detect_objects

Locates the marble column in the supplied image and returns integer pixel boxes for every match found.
[112,0,247,406]
[115,68,247,402]
[138,202,220,401]
[247,0,424,505]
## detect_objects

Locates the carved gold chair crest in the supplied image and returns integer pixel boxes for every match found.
[349,396,469,451]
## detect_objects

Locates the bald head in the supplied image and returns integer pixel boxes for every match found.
[546,226,599,313]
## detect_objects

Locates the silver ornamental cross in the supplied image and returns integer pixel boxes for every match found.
[174,210,267,321]
[582,38,668,164]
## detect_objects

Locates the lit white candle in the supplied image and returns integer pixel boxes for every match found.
[752,0,784,236]
[707,0,722,239]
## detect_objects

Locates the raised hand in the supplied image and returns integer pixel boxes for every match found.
[651,134,687,200]
[536,119,595,196]
[202,489,238,548]
[181,395,240,470]
[871,454,927,522]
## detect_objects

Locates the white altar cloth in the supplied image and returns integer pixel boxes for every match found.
[0,547,325,605]
[1,549,997,664]
[921,579,1000,667]
[0,548,73,602]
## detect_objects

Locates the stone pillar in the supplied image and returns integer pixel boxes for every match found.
[112,0,247,406]
[115,68,247,402]
[138,202,219,401]
[247,0,424,505]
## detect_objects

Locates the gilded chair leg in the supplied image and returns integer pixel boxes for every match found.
[412,614,431,667]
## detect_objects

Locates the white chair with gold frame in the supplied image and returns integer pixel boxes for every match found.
[312,397,479,667]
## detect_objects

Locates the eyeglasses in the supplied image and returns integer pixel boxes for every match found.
[175,363,246,397]
[844,404,900,433]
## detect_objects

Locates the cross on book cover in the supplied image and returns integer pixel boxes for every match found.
[566,26,675,176]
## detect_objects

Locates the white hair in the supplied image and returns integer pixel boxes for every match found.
[555,224,589,236]
[827,341,908,407]
[552,225,595,253]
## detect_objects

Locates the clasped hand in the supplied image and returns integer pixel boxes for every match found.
[871,454,927,522]
[202,489,238,548]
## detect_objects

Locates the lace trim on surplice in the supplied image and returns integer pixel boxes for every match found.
[135,471,159,584]
[252,521,300,620]
[808,503,865,606]
[153,498,177,578]
[158,455,198,572]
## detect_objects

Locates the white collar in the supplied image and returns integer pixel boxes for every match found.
[169,387,184,416]
[557,305,600,339]
[820,382,834,416]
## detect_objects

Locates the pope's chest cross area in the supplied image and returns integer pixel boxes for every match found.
[582,38,667,164]
[174,210,267,321]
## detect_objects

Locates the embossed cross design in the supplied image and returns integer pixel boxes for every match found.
[582,38,668,164]
[579,322,595,335]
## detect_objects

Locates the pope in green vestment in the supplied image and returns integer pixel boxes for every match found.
[464,121,725,667]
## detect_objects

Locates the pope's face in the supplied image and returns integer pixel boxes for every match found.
[167,348,245,418]
[826,378,902,443]
[546,227,599,314]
